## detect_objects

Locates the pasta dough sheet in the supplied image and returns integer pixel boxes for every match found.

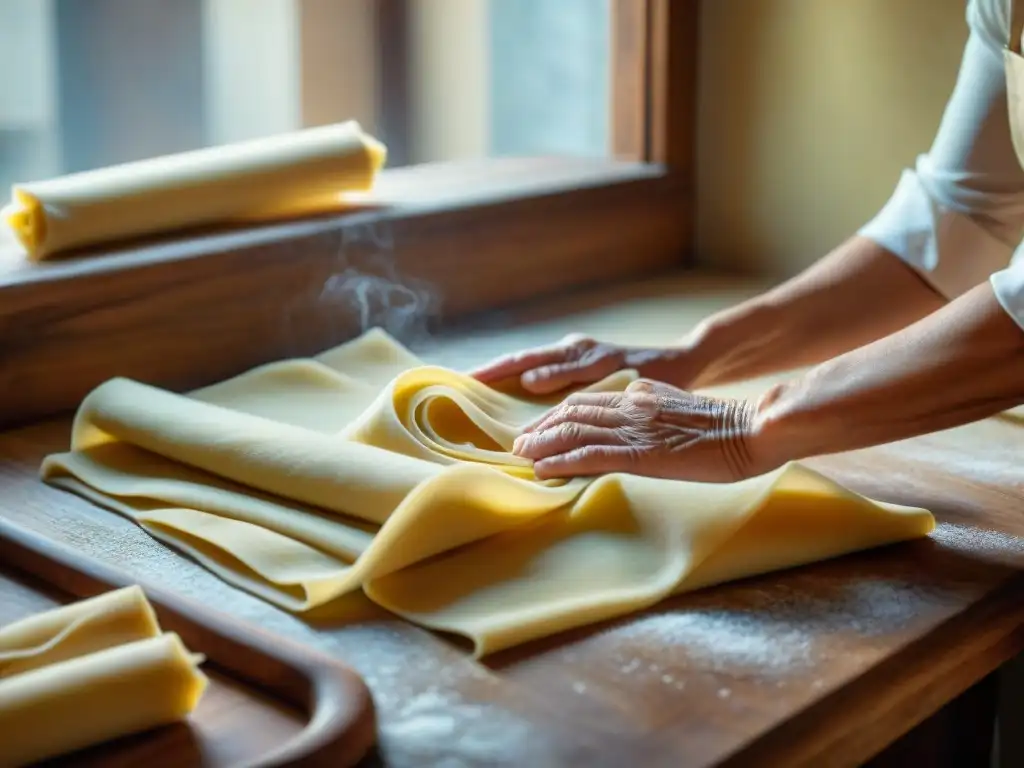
[0,585,160,678]
[41,329,935,656]
[0,586,207,767]
[3,120,385,260]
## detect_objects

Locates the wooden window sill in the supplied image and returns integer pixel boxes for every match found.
[0,156,692,427]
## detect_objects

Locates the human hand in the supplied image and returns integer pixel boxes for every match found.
[470,333,687,395]
[511,379,764,483]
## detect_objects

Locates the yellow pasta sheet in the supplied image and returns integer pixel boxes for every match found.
[3,121,385,260]
[0,586,206,767]
[41,329,935,656]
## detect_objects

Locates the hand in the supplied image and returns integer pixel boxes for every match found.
[511,379,763,483]
[470,333,687,395]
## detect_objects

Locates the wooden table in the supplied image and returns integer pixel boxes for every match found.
[3,271,1024,767]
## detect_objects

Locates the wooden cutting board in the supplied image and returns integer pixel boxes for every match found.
[1,570,303,767]
[0,519,376,768]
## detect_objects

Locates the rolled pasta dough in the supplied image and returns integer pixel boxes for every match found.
[0,587,207,767]
[3,120,385,260]
[0,585,160,678]
[41,329,935,656]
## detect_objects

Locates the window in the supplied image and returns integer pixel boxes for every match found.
[0,0,611,188]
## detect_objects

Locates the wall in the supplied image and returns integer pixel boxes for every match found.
[696,0,970,277]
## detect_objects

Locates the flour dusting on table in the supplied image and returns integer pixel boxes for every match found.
[610,609,815,673]
[930,522,1024,564]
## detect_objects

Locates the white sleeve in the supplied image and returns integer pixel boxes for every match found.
[858,0,1024,330]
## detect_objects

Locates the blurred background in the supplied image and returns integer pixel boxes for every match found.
[0,0,971,277]
[0,0,610,180]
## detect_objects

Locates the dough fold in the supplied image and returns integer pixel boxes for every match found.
[41,329,935,656]
[3,120,385,260]
[0,586,207,766]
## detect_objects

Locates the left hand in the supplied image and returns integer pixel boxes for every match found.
[512,379,762,483]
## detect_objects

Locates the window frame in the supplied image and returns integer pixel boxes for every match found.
[0,0,699,428]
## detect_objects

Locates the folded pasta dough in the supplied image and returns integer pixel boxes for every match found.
[3,120,386,260]
[0,633,206,767]
[41,328,936,656]
[0,585,160,678]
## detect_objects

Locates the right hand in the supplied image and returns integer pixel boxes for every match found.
[469,333,683,395]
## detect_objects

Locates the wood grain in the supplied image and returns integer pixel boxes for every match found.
[610,0,700,172]
[649,0,700,171]
[0,520,377,767]
[611,0,649,161]
[0,158,689,430]
[862,673,998,768]
[0,272,1023,767]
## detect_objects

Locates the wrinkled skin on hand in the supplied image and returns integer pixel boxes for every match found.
[470,333,685,395]
[512,379,760,483]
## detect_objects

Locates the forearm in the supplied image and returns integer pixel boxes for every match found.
[669,236,947,389]
[749,281,1024,468]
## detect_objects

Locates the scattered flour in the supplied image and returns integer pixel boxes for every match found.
[619,658,641,674]
[602,564,972,683]
[380,688,536,768]
[812,580,929,634]
[611,609,814,673]
[929,522,1024,563]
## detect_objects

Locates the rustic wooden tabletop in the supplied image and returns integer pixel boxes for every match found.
[2,272,1023,767]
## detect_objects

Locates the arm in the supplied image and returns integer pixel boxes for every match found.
[682,236,947,389]
[687,0,1024,389]
[514,278,1024,483]
[474,236,947,394]
[750,280,1024,467]
[511,0,1024,483]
